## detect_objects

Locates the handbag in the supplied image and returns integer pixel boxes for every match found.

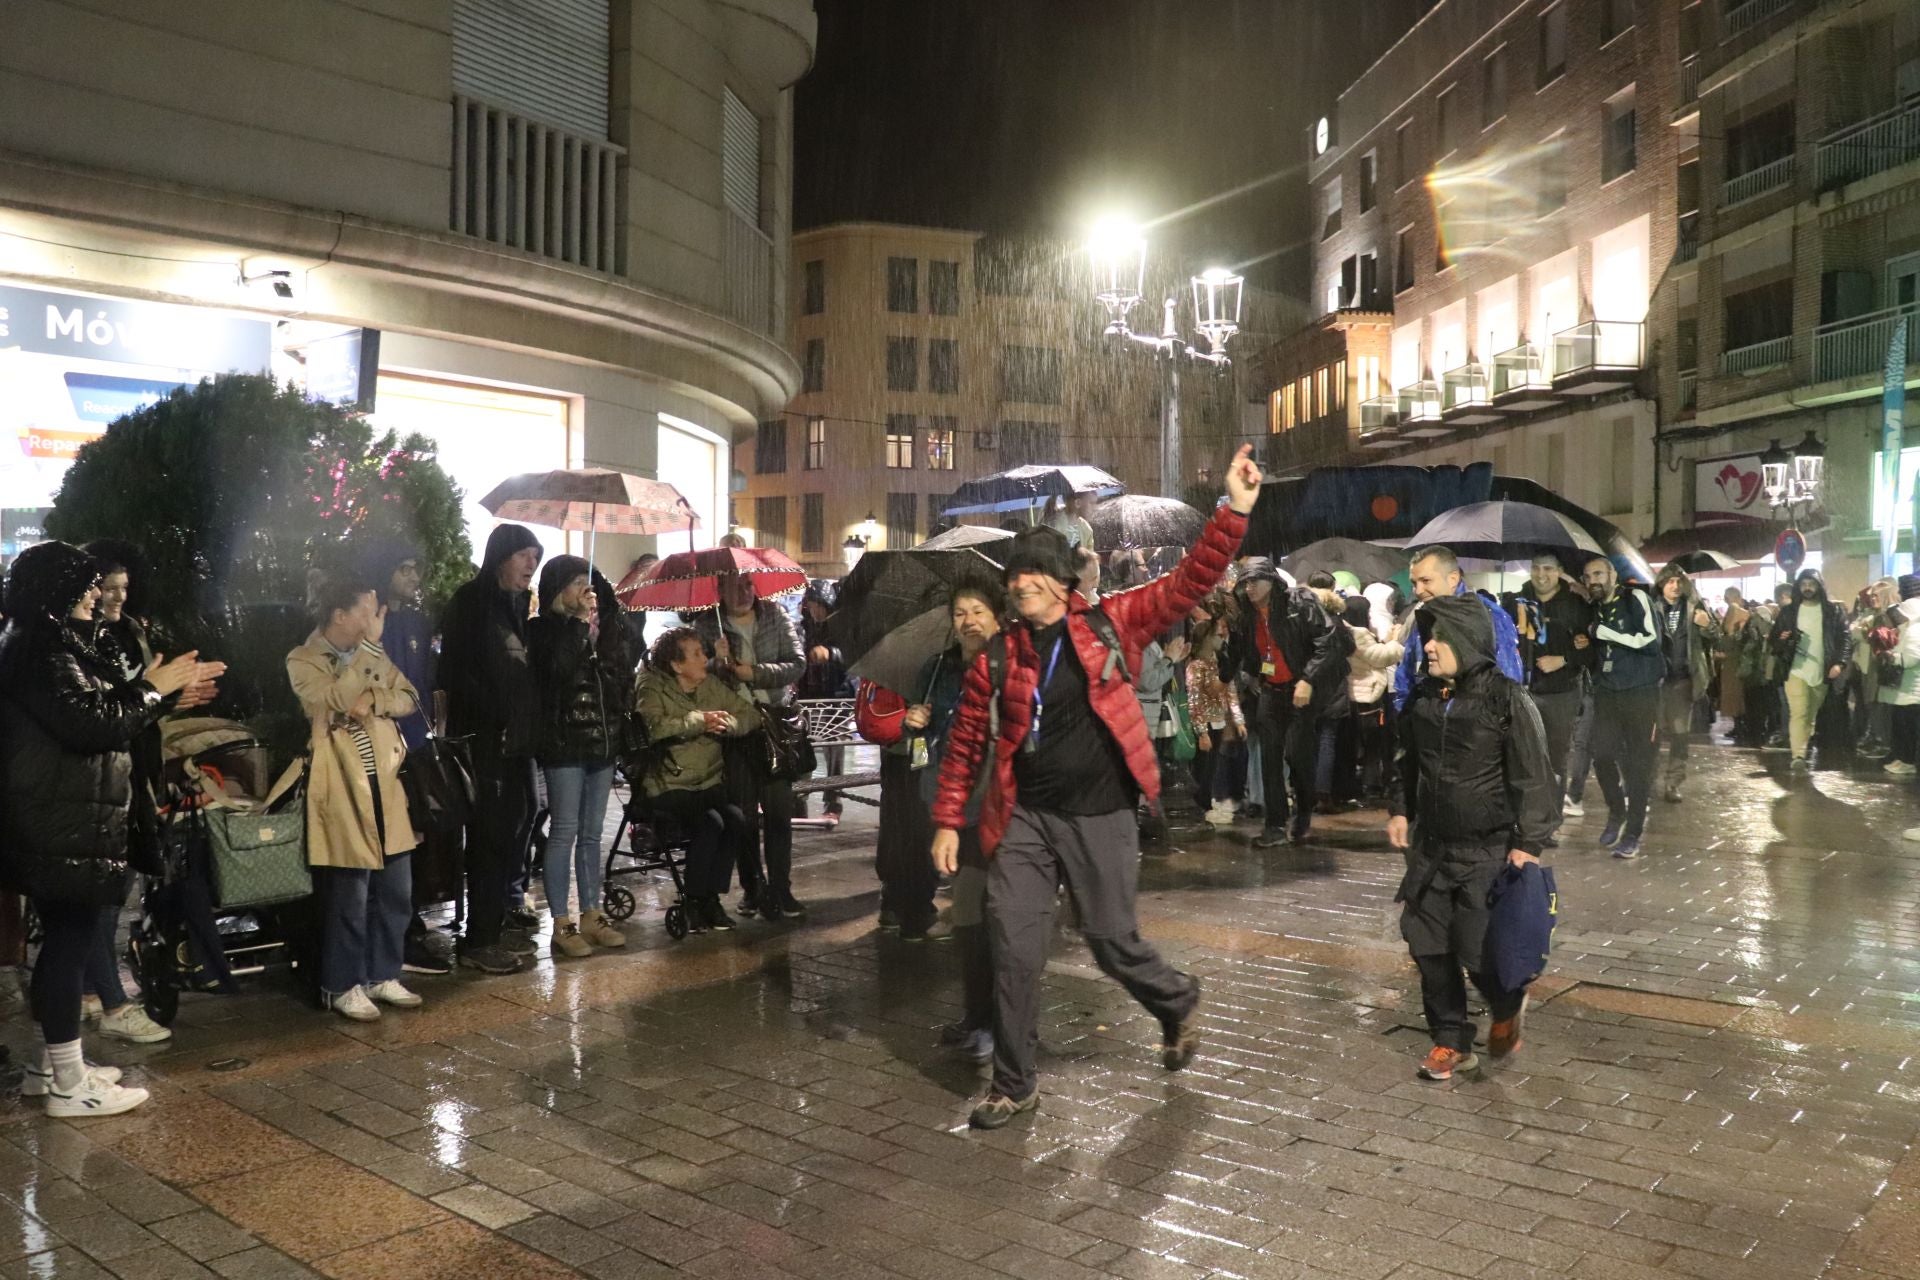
[758,703,818,782]
[1167,679,1197,764]
[193,759,312,910]
[399,737,475,838]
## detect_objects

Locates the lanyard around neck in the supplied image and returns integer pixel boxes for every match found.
[1029,635,1067,746]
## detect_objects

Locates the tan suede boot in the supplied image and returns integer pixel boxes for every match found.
[581,910,627,948]
[550,917,594,958]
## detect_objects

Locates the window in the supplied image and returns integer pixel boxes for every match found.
[753,496,787,553]
[1725,103,1795,179]
[1602,86,1638,182]
[721,88,762,226]
[1537,133,1568,215]
[1322,178,1343,240]
[885,414,916,469]
[1359,150,1378,211]
[1326,280,1344,313]
[1357,353,1382,402]
[1395,120,1415,189]
[1436,86,1457,158]
[1435,200,1454,272]
[1395,228,1416,292]
[802,259,825,315]
[802,339,824,392]
[999,346,1064,404]
[804,416,825,470]
[998,420,1061,467]
[886,257,918,312]
[1331,359,1347,414]
[1538,2,1567,87]
[926,417,956,470]
[1340,255,1359,308]
[928,338,960,394]
[1482,46,1509,128]
[929,260,961,314]
[801,493,825,554]
[1603,0,1635,42]
[885,493,918,547]
[1270,387,1292,433]
[1723,278,1794,350]
[754,418,787,474]
[1314,368,1330,419]
[886,337,918,392]
[1360,252,1380,306]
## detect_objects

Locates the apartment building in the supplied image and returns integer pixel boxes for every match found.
[1657,0,1920,587]
[1254,0,1690,542]
[746,223,1249,575]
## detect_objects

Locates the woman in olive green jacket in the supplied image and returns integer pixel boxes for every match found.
[633,627,760,932]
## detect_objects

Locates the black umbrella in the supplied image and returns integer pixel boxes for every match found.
[822,548,1002,668]
[1089,495,1206,552]
[941,464,1124,516]
[848,606,955,697]
[1666,549,1741,575]
[1408,501,1607,565]
[919,525,1016,553]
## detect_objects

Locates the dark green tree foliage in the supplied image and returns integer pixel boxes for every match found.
[47,374,470,747]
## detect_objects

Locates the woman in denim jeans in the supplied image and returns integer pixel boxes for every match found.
[529,558,632,958]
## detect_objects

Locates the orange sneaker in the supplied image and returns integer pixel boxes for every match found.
[1488,996,1527,1060]
[1417,1045,1478,1081]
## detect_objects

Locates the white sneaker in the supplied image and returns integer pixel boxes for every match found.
[366,979,422,1008]
[1904,827,1920,843]
[21,1062,122,1098]
[1562,800,1585,818]
[1205,801,1235,826]
[1884,760,1917,777]
[327,986,381,1021]
[45,1075,150,1119]
[97,1004,172,1044]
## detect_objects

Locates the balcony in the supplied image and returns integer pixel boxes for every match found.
[1679,55,1702,107]
[1812,302,1919,383]
[724,210,777,334]
[1679,368,1698,414]
[1817,99,1920,191]
[1551,321,1645,393]
[1491,342,1558,410]
[1723,154,1794,207]
[451,95,625,273]
[1359,395,1402,446]
[1724,0,1792,38]
[1397,381,1449,439]
[1676,211,1701,264]
[1442,363,1501,424]
[1720,335,1793,375]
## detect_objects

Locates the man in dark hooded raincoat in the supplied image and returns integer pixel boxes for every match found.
[1388,594,1557,1081]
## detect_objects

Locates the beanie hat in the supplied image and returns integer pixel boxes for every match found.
[1899,575,1920,602]
[538,555,593,613]
[1001,526,1078,590]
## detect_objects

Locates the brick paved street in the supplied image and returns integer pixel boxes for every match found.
[2,740,1918,1279]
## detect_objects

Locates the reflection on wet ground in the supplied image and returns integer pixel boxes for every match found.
[1,742,1917,1278]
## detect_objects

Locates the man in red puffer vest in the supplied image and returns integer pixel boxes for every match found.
[931,445,1261,1129]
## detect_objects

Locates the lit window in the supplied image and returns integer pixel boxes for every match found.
[886,414,915,469]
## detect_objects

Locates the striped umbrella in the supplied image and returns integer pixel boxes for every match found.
[480,469,698,562]
[615,546,808,612]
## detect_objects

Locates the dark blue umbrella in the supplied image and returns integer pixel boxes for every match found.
[1409,501,1606,566]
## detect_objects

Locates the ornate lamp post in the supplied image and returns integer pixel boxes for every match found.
[1089,219,1243,499]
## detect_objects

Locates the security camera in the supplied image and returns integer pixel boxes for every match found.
[239,267,296,300]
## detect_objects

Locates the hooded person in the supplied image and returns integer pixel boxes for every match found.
[1387,593,1556,1082]
[1766,567,1849,770]
[436,523,544,974]
[1649,565,1719,801]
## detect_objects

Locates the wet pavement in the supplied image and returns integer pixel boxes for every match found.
[2,738,1918,1279]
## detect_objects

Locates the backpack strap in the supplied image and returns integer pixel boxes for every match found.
[1083,605,1133,685]
[985,632,1008,740]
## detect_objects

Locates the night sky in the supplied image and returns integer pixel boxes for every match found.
[794,0,1432,297]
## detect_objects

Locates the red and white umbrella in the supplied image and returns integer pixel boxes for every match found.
[616,546,808,612]
[480,469,697,562]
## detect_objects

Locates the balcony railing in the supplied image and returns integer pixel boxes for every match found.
[724,210,776,333]
[1676,211,1701,264]
[1553,321,1646,377]
[1359,395,1401,437]
[1679,55,1702,105]
[1723,154,1794,207]
[1491,343,1552,397]
[1442,363,1490,413]
[1399,381,1445,425]
[1817,98,1920,190]
[1725,0,1792,38]
[1812,301,1920,383]
[451,96,624,273]
[1720,335,1792,374]
[1679,368,1698,411]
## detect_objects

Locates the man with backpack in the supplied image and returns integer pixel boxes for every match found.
[931,445,1262,1129]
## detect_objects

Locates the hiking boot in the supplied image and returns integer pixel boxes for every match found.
[1417,1045,1478,1081]
[550,918,594,959]
[1162,981,1203,1071]
[1488,996,1527,1060]
[969,1091,1037,1130]
[46,1075,150,1119]
[367,979,423,1008]
[581,911,627,948]
[327,986,380,1022]
[702,897,736,932]
[500,928,538,957]
[457,944,525,975]
[1252,828,1290,850]
[98,1003,173,1044]
[22,1061,121,1098]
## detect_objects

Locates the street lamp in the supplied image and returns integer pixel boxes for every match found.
[1760,438,1791,508]
[1088,218,1244,499]
[1761,433,1826,515]
[1791,430,1825,495]
[842,511,881,571]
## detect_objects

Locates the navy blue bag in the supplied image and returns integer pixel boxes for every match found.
[1485,862,1558,993]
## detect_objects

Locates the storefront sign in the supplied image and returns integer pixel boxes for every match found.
[1694,452,1767,522]
[302,328,381,411]
[0,283,271,372]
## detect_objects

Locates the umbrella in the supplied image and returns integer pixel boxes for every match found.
[822,548,1002,668]
[480,468,697,563]
[1408,501,1606,565]
[1281,537,1410,586]
[615,546,806,612]
[1666,549,1741,575]
[1089,495,1205,553]
[919,525,1015,555]
[847,605,955,697]
[942,464,1124,516]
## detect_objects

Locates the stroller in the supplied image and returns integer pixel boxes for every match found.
[125,717,313,1026]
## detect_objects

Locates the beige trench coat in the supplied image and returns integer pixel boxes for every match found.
[287,633,419,870]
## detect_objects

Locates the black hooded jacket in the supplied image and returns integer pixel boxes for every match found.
[438,524,543,755]
[1768,569,1849,686]
[1220,559,1344,710]
[527,556,630,766]
[1391,594,1557,865]
[0,542,166,906]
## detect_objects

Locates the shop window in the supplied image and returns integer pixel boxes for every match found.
[929,260,961,314]
[801,493,825,554]
[754,419,787,474]
[804,416,825,470]
[929,339,960,394]
[886,414,916,469]
[802,259,825,315]
[887,257,918,313]
[886,337,918,392]
[754,496,787,553]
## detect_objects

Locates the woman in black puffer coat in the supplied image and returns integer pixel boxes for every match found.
[528,556,632,956]
[0,542,200,1117]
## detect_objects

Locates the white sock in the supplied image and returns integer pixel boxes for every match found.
[47,1040,85,1092]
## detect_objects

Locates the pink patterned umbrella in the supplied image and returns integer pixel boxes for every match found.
[616,546,808,612]
[479,469,697,537]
